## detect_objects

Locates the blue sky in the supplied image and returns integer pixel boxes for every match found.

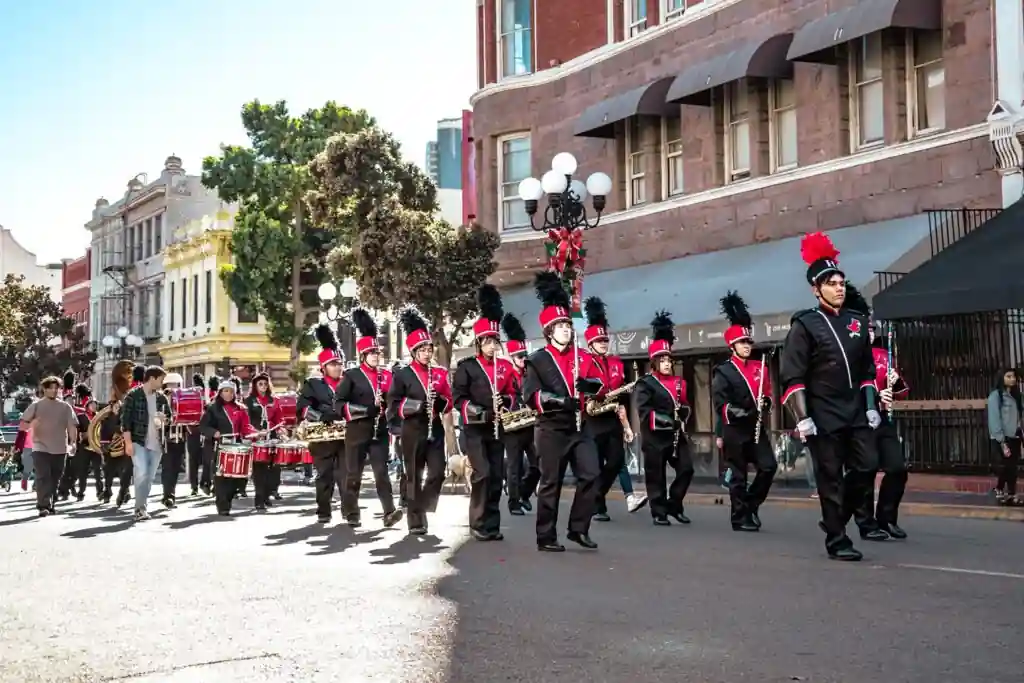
[0,0,476,264]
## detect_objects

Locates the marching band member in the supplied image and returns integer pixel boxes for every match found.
[453,285,515,541]
[199,377,257,516]
[845,285,911,540]
[100,362,135,507]
[57,380,90,501]
[62,370,77,402]
[500,312,540,515]
[243,372,284,512]
[779,232,883,561]
[387,307,452,535]
[581,296,647,521]
[298,324,347,524]
[522,272,603,552]
[336,307,402,528]
[712,292,777,532]
[634,311,695,526]
[160,372,187,509]
[187,374,210,496]
[74,385,103,501]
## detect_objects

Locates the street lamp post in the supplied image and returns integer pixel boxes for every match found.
[317,278,359,362]
[101,326,144,360]
[516,152,612,320]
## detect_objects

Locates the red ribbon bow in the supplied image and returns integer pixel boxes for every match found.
[547,227,583,274]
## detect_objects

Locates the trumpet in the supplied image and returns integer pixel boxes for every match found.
[585,379,638,416]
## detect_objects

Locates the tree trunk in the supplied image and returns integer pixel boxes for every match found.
[289,201,305,390]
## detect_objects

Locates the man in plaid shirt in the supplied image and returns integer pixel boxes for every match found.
[119,366,172,521]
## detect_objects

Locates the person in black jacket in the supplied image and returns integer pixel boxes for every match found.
[199,377,258,515]
[73,384,103,501]
[779,232,882,561]
[188,375,213,496]
[160,373,188,509]
[521,272,603,552]
[711,291,777,532]
[453,285,515,541]
[297,324,347,524]
[336,307,401,528]
[634,311,694,526]
[500,312,539,515]
[243,372,285,512]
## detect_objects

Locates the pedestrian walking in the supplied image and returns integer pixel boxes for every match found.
[986,368,1021,505]
[119,366,172,521]
[17,377,78,517]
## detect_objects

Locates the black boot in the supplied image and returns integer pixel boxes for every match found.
[537,539,565,552]
[566,531,598,549]
[828,546,864,561]
[732,515,759,532]
[880,522,907,539]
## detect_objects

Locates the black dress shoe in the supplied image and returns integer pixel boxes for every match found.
[470,529,494,541]
[537,540,565,552]
[491,532,504,541]
[383,509,404,527]
[509,507,525,516]
[255,504,267,512]
[409,526,428,536]
[653,516,670,526]
[520,498,533,512]
[750,511,762,529]
[75,493,85,502]
[881,522,907,539]
[860,529,891,542]
[566,531,598,549]
[317,515,331,524]
[272,492,282,501]
[668,511,690,524]
[593,512,611,522]
[346,516,362,528]
[732,520,759,532]
[828,546,864,561]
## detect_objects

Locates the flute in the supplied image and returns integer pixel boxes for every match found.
[754,350,767,445]
[573,328,581,432]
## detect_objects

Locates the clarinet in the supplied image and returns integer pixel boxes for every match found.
[672,376,681,453]
[426,366,436,442]
[754,349,772,445]
[886,321,896,423]
[572,329,581,432]
[492,358,501,440]
[374,365,384,435]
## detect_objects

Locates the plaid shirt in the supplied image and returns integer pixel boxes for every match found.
[118,386,171,446]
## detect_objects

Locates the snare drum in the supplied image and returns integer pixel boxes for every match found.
[171,388,205,426]
[275,392,298,428]
[275,441,304,466]
[251,440,276,464]
[217,443,253,478]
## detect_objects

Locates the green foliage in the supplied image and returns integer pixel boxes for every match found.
[202,100,374,367]
[308,126,499,366]
[0,274,97,395]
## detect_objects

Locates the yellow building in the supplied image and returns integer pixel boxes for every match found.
[157,208,298,388]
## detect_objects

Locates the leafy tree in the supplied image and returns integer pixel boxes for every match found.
[308,126,500,369]
[201,100,374,381]
[0,274,97,397]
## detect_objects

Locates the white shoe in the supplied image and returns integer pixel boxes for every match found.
[626,493,648,513]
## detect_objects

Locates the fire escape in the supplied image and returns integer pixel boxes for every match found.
[99,176,146,353]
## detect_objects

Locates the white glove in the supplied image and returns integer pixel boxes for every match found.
[879,387,894,407]
[867,410,882,429]
[796,418,817,440]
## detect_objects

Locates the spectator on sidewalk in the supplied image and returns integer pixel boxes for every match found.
[987,368,1021,505]
[17,378,77,517]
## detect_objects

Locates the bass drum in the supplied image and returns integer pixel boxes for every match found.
[171,388,205,426]
[275,392,299,428]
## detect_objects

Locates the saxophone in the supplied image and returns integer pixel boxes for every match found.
[295,421,346,442]
[586,379,638,416]
[499,370,535,431]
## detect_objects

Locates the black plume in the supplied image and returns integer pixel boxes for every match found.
[75,383,91,400]
[208,376,220,391]
[63,371,76,390]
[651,310,675,343]
[584,297,608,328]
[399,306,428,334]
[533,271,570,309]
[477,284,504,322]
[192,373,205,388]
[719,290,752,328]
[844,283,871,316]
[350,307,378,338]
[314,323,338,351]
[132,365,145,382]
[501,312,526,342]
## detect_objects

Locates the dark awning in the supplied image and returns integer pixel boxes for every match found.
[787,0,941,64]
[573,78,677,139]
[494,215,932,356]
[873,202,1024,320]
[665,33,794,106]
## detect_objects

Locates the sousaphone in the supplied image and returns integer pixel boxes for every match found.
[87,360,135,457]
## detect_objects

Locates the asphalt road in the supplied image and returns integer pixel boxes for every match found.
[1,484,1022,683]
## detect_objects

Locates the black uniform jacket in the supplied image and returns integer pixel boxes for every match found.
[712,355,772,444]
[242,394,282,440]
[297,377,342,424]
[452,355,514,428]
[522,344,602,430]
[336,365,390,444]
[634,373,690,438]
[386,363,452,435]
[780,306,876,435]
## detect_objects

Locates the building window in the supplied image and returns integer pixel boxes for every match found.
[154,214,163,252]
[497,134,531,233]
[205,270,213,324]
[237,304,258,324]
[135,225,144,261]
[192,274,199,327]
[724,81,751,181]
[144,218,153,258]
[909,30,945,136]
[663,0,689,21]
[180,277,187,330]
[626,0,648,38]
[770,79,798,171]
[154,283,162,331]
[169,281,175,332]
[851,34,884,149]
[661,116,684,197]
[498,0,532,78]
[625,117,646,206]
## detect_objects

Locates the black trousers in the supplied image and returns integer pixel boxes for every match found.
[342,437,395,519]
[187,430,211,491]
[252,461,279,507]
[311,440,346,518]
[723,431,778,524]
[401,423,446,530]
[34,452,65,511]
[642,432,694,519]
[534,425,600,544]
[77,450,103,497]
[214,475,247,513]
[504,426,539,509]
[807,427,878,550]
[593,425,627,515]
[103,454,132,501]
[269,463,282,495]
[854,422,907,529]
[161,440,187,501]
[58,451,82,497]
[465,424,504,534]
[996,437,1021,497]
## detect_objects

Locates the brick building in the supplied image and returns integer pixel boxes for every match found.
[471,0,1017,443]
[61,250,91,338]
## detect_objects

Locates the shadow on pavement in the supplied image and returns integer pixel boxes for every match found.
[368,533,447,565]
[0,514,40,527]
[264,521,390,557]
[62,519,136,538]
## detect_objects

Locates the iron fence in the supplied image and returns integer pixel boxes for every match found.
[897,409,994,475]
[925,208,1002,256]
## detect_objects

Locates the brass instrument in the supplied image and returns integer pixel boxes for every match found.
[500,407,537,431]
[87,360,134,457]
[295,420,346,442]
[585,379,638,416]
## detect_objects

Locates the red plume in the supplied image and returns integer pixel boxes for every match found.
[800,232,840,266]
